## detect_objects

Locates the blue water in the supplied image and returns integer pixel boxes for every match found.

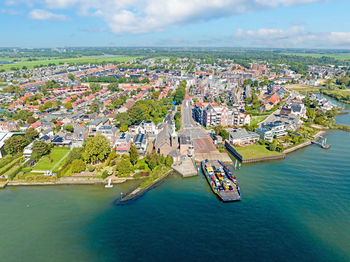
[0,105,349,262]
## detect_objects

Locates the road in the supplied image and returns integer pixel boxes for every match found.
[180,97,217,153]
[181,99,207,139]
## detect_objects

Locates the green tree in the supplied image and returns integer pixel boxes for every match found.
[268,143,276,151]
[70,159,86,173]
[83,134,111,163]
[26,116,36,124]
[129,143,138,165]
[64,102,73,110]
[165,156,173,167]
[67,73,75,82]
[4,136,26,155]
[152,91,160,99]
[128,104,148,124]
[306,108,316,120]
[31,141,50,159]
[108,83,120,92]
[44,101,53,109]
[173,80,186,105]
[120,125,128,132]
[64,124,74,133]
[115,112,131,127]
[38,105,45,112]
[66,147,83,164]
[145,151,160,170]
[24,127,39,144]
[89,102,100,113]
[116,159,132,176]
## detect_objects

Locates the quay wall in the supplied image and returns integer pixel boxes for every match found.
[283,140,312,154]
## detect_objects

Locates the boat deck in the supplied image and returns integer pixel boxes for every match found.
[202,160,241,202]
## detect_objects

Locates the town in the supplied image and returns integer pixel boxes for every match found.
[0,50,349,198]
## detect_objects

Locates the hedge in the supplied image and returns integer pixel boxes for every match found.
[0,157,23,176]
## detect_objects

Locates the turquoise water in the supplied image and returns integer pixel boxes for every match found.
[1,107,350,262]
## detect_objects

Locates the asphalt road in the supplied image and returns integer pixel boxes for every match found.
[181,99,209,139]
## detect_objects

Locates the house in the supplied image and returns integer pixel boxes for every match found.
[96,125,117,145]
[51,135,72,147]
[264,93,280,110]
[115,132,131,154]
[255,121,287,142]
[281,101,307,118]
[229,128,260,146]
[140,121,157,134]
[30,121,42,131]
[133,133,148,152]
[255,128,274,142]
[0,121,17,132]
[88,118,109,136]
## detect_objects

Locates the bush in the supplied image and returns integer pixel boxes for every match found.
[88,165,95,172]
[268,143,276,151]
[101,170,109,179]
[0,155,15,168]
[116,159,132,176]
[70,159,86,173]
[8,165,23,180]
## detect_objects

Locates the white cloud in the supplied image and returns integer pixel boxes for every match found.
[28,9,69,21]
[9,0,329,34]
[234,27,350,47]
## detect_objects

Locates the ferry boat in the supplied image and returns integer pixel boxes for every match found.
[201,159,241,202]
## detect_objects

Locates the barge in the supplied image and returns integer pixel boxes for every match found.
[201,159,241,202]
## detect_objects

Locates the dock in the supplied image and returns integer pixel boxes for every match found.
[172,156,198,178]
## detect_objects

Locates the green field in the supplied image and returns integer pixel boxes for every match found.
[33,147,70,171]
[283,52,350,61]
[235,144,282,159]
[0,56,138,71]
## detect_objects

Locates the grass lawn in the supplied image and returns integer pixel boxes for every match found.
[250,115,268,126]
[0,56,138,71]
[286,84,322,93]
[33,147,70,171]
[235,144,282,160]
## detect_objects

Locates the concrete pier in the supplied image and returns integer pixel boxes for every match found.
[172,156,198,177]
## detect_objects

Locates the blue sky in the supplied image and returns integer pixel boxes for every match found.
[0,0,349,48]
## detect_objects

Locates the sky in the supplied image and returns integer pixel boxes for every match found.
[0,0,350,48]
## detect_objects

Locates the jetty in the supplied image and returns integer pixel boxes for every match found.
[312,137,331,149]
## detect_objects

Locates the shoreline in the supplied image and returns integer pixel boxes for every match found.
[120,170,174,202]
[2,176,137,189]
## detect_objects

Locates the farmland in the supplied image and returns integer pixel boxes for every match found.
[283,52,350,61]
[0,56,138,72]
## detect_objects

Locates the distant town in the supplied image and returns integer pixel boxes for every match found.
[0,48,349,198]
